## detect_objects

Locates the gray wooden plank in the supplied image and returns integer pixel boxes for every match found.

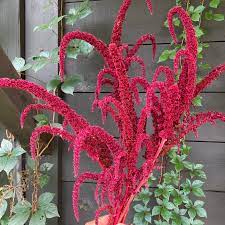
[64,93,225,141]
[64,42,225,93]
[61,182,225,225]
[0,0,20,60]
[25,2,60,225]
[25,0,58,85]
[64,0,225,44]
[62,141,225,192]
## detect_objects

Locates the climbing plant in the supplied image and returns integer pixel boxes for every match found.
[133,1,224,225]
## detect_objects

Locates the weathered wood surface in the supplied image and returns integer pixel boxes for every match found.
[0,0,21,60]
[64,42,225,93]
[25,1,60,225]
[64,0,225,44]
[61,0,225,224]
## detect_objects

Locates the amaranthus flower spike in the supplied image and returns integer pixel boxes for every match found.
[1,1,225,225]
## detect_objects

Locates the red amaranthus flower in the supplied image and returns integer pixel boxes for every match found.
[0,1,225,224]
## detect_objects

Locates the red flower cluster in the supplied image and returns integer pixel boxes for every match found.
[1,1,225,224]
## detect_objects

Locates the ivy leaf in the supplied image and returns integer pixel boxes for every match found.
[38,193,55,207]
[209,0,221,8]
[12,57,31,73]
[29,210,46,225]
[46,77,61,92]
[180,216,190,225]
[0,139,13,155]
[11,147,26,157]
[144,212,152,223]
[66,0,92,25]
[32,48,59,72]
[152,206,161,216]
[191,12,201,22]
[194,5,205,13]
[161,208,171,222]
[40,163,54,172]
[67,40,93,59]
[33,16,65,32]
[61,75,81,95]
[192,187,205,197]
[188,208,197,219]
[133,212,144,225]
[9,201,31,225]
[0,200,7,220]
[196,207,207,218]
[213,14,224,21]
[133,204,145,213]
[44,203,60,218]
[39,174,50,188]
[0,156,18,175]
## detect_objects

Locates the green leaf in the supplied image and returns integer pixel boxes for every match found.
[0,200,7,220]
[194,5,205,13]
[192,95,202,107]
[0,215,9,225]
[192,187,205,197]
[164,201,175,210]
[1,139,13,154]
[67,40,93,59]
[196,207,207,218]
[161,208,171,222]
[34,16,65,32]
[9,201,31,225]
[152,206,161,216]
[195,26,204,38]
[38,193,55,207]
[205,10,213,20]
[213,14,224,21]
[209,0,220,8]
[12,57,31,72]
[158,50,170,63]
[133,212,144,225]
[0,156,18,175]
[194,200,205,208]
[46,78,61,92]
[11,147,26,157]
[61,75,81,95]
[191,13,201,22]
[192,180,204,188]
[40,163,54,172]
[180,216,190,225]
[133,204,145,213]
[39,174,50,188]
[66,0,92,25]
[144,212,151,223]
[188,208,196,219]
[32,57,49,72]
[29,210,46,225]
[44,203,59,218]
[33,114,49,123]
[13,201,31,214]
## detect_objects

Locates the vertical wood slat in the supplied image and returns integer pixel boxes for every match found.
[25,1,60,225]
